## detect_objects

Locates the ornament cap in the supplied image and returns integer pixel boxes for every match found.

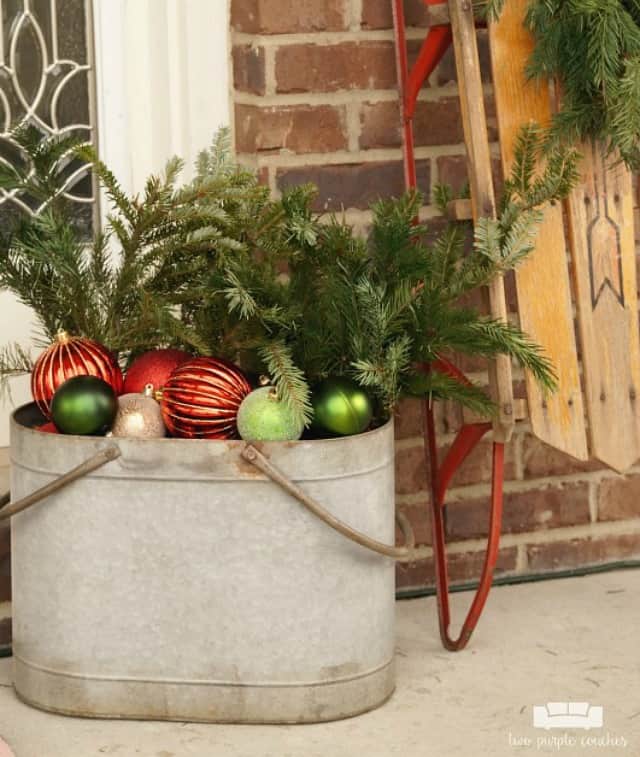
[56,329,70,344]
[143,383,155,398]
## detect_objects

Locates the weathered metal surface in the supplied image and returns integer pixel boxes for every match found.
[10,404,396,723]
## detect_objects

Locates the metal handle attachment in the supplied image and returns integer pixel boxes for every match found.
[0,441,416,563]
[0,446,121,522]
[241,444,416,562]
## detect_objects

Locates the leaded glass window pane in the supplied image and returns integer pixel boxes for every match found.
[0,0,96,232]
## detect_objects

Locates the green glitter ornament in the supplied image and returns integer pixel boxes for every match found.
[237,386,305,442]
[312,377,373,437]
[51,375,118,436]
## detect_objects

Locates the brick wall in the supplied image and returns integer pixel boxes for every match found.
[231,0,640,591]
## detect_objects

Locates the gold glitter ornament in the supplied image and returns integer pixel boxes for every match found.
[110,385,166,439]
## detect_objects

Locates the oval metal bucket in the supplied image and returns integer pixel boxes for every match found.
[9,404,396,723]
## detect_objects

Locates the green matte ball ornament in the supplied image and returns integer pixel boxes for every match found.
[51,375,118,436]
[237,386,305,442]
[312,377,373,437]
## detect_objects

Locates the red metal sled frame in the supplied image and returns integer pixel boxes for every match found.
[392,0,505,651]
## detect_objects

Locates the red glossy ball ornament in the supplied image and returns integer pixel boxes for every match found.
[160,357,251,439]
[31,331,124,418]
[123,348,191,395]
[37,422,59,435]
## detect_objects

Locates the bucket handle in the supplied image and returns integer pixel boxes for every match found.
[241,445,416,562]
[0,446,121,522]
[0,443,416,563]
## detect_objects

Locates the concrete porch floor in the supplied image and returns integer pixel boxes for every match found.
[0,570,639,757]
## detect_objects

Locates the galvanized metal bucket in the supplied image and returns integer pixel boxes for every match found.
[9,403,398,723]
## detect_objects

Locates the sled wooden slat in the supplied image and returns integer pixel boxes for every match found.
[488,0,589,461]
[449,0,514,444]
[566,146,640,472]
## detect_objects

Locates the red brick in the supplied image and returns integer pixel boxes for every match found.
[394,397,425,440]
[275,42,397,94]
[233,45,266,95]
[395,443,429,496]
[522,434,604,479]
[360,98,465,151]
[413,98,466,146]
[445,482,590,541]
[397,503,432,546]
[359,101,402,150]
[396,546,518,590]
[437,154,468,194]
[360,1,396,30]
[362,0,431,30]
[443,439,517,489]
[436,154,504,199]
[527,533,640,571]
[231,0,347,34]
[277,159,431,211]
[432,398,464,436]
[0,617,10,648]
[395,394,464,439]
[235,104,348,154]
[230,0,259,31]
[598,475,640,522]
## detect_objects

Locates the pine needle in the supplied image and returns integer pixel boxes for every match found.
[259,340,313,428]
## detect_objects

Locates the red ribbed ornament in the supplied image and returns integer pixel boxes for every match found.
[31,331,124,418]
[160,357,251,439]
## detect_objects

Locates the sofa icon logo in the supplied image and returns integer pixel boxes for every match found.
[533,702,604,730]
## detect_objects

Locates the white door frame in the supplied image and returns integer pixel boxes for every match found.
[92,0,231,196]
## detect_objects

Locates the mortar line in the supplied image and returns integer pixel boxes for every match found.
[263,44,276,96]
[233,85,462,107]
[233,28,438,46]
[403,517,640,561]
[244,144,468,168]
[349,0,363,31]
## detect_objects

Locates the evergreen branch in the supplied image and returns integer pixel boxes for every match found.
[75,145,137,226]
[524,0,640,170]
[259,340,313,427]
[462,318,557,392]
[222,268,258,319]
[351,334,413,412]
[406,370,496,417]
[433,182,455,215]
[0,342,34,401]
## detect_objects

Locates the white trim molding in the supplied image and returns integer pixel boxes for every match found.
[92,0,231,195]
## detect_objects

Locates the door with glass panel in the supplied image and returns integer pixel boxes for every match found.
[0,0,97,447]
[0,0,97,226]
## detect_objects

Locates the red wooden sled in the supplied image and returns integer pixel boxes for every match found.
[392,0,640,650]
[392,0,508,651]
